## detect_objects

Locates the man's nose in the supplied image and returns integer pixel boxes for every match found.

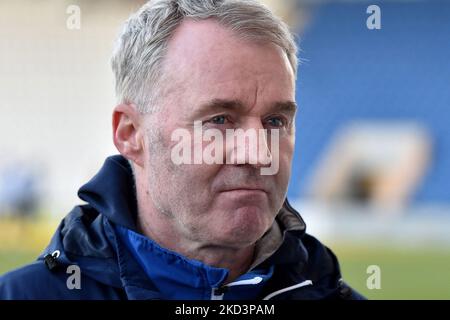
[228,118,272,168]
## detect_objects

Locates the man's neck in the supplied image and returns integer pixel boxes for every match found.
[137,212,255,283]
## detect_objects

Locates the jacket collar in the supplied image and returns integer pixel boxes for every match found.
[114,224,275,300]
[78,155,138,231]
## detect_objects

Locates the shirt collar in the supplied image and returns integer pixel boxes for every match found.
[114,225,273,300]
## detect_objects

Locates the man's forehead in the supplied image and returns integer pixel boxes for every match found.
[166,19,247,59]
[163,18,293,78]
[159,18,295,117]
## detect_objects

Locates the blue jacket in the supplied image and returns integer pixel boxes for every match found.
[0,155,364,300]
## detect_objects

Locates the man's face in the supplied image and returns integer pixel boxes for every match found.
[142,19,296,249]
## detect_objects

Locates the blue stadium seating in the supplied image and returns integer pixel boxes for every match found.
[288,0,450,204]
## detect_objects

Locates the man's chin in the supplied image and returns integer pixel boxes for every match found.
[215,206,272,245]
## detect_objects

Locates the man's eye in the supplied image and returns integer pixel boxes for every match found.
[210,115,227,125]
[266,117,285,128]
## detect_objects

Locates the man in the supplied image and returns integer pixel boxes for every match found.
[0,0,364,300]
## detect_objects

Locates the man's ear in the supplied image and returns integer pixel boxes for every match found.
[112,103,144,168]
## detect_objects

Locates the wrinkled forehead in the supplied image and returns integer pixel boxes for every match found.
[159,19,295,115]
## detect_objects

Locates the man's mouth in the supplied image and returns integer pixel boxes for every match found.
[219,186,268,194]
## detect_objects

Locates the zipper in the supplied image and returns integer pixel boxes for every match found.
[210,288,225,300]
[44,250,61,272]
[210,276,264,300]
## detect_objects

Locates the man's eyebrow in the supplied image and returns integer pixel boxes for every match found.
[193,98,297,117]
[191,99,245,118]
[272,101,298,115]
[198,99,244,113]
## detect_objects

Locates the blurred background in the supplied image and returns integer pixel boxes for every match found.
[0,0,449,299]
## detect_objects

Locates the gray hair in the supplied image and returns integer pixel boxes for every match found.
[111,0,298,114]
